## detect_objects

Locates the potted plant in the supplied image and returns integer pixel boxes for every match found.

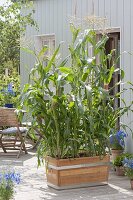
[0,171,20,200]
[123,158,133,189]
[109,130,127,161]
[113,153,132,176]
[3,83,15,108]
[0,71,20,108]
[20,25,132,189]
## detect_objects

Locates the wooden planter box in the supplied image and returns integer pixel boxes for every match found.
[45,155,110,190]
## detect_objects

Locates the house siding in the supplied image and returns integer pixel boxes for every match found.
[21,0,133,152]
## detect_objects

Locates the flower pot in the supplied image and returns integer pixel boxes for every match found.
[111,149,123,161]
[45,155,110,190]
[115,166,125,176]
[5,103,13,108]
[130,179,133,190]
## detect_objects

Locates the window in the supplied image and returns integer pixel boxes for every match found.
[34,34,55,58]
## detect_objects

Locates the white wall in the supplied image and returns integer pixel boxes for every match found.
[21,0,133,152]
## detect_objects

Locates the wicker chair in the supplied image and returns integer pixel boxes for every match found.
[0,108,28,158]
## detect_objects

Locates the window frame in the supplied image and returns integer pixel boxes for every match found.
[34,34,56,58]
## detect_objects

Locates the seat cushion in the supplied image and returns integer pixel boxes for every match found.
[1,127,28,134]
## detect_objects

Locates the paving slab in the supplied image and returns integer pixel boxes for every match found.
[0,150,133,200]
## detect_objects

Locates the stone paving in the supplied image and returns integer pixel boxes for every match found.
[0,150,133,200]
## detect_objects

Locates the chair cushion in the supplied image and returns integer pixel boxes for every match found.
[1,127,28,134]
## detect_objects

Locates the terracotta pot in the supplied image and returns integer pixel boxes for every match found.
[45,155,110,190]
[115,166,125,176]
[130,179,133,190]
[111,149,123,161]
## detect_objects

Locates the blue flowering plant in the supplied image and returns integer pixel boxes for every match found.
[0,71,20,107]
[123,158,133,179]
[3,83,16,105]
[109,130,127,150]
[0,171,20,200]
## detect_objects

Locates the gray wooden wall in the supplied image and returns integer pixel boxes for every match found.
[21,0,133,152]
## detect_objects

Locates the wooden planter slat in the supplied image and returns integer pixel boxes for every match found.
[60,166,108,176]
[46,155,110,190]
[46,155,109,167]
[60,174,108,186]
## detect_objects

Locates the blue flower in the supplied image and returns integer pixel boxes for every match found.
[7,83,15,96]
[123,158,133,169]
[12,173,20,184]
[117,130,126,138]
[109,130,126,149]
[1,172,20,184]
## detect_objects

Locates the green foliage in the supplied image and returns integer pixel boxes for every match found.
[20,25,133,164]
[111,142,123,150]
[0,171,20,200]
[0,185,14,200]
[0,0,36,73]
[113,153,133,167]
[125,168,133,179]
[0,184,13,200]
[0,69,20,106]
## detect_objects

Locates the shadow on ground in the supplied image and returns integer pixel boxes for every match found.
[0,148,35,167]
[36,183,133,200]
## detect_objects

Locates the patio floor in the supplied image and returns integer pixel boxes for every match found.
[0,150,133,200]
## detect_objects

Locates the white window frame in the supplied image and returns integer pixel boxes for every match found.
[34,34,55,58]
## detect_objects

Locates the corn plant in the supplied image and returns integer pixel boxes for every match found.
[20,25,133,163]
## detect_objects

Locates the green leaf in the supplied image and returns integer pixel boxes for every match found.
[21,47,35,56]
[95,35,109,54]
[82,72,88,82]
[45,44,60,72]
[121,69,125,79]
[70,24,80,44]
[106,66,115,84]
[38,46,48,58]
[59,67,73,74]
[59,57,68,68]
[68,102,74,108]
[66,74,74,82]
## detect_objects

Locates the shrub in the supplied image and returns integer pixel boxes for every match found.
[113,153,133,167]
